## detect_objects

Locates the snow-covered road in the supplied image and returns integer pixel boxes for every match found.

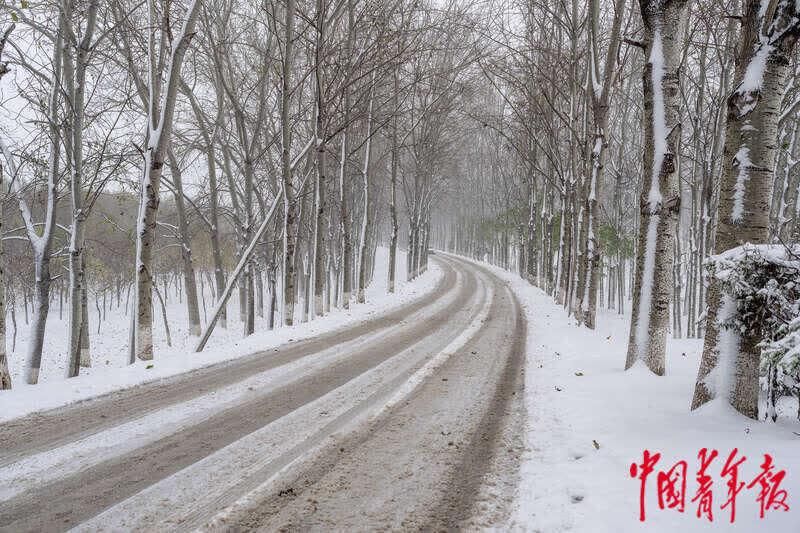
[0,255,526,532]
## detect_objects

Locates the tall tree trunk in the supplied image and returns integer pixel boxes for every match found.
[28,253,53,384]
[0,25,10,388]
[168,150,201,337]
[388,67,400,294]
[312,0,327,317]
[65,0,98,377]
[133,0,201,360]
[182,83,227,328]
[255,263,264,318]
[267,266,277,330]
[624,0,688,375]
[338,0,355,310]
[357,75,376,304]
[577,0,626,330]
[281,0,297,326]
[21,17,65,383]
[79,255,90,367]
[556,184,573,305]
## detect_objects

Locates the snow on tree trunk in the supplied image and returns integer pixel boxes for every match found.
[312,0,327,318]
[79,264,90,368]
[339,130,352,309]
[28,252,53,384]
[388,67,400,294]
[557,181,576,307]
[577,0,626,330]
[17,16,66,384]
[281,0,297,327]
[65,0,98,377]
[133,0,201,361]
[312,136,327,318]
[692,0,800,418]
[0,24,12,389]
[357,74,376,304]
[134,151,162,361]
[579,134,604,330]
[625,0,688,376]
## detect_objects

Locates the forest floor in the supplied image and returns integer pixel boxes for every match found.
[0,254,527,532]
[471,260,800,532]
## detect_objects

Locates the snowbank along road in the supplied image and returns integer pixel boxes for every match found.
[0,254,527,532]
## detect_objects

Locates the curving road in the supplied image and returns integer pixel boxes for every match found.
[0,255,526,532]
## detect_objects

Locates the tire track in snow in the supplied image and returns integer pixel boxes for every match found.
[0,256,480,532]
[218,255,526,531]
[77,270,490,532]
[0,265,465,502]
[0,260,454,466]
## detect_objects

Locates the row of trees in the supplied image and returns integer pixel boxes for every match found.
[435,0,800,420]
[2,0,798,421]
[0,0,477,388]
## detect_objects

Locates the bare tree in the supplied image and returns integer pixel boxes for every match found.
[0,11,66,384]
[574,0,626,330]
[133,0,202,361]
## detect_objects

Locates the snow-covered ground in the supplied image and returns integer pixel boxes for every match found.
[471,261,800,532]
[1,247,441,422]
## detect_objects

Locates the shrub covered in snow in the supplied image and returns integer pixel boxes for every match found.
[708,243,800,420]
[763,313,800,420]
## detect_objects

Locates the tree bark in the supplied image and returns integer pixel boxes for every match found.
[65,0,98,377]
[134,0,201,361]
[624,0,688,376]
[79,255,90,367]
[281,0,297,326]
[0,25,12,389]
[168,150,201,337]
[338,0,355,310]
[357,75,376,304]
[312,0,327,317]
[21,18,65,384]
[577,0,626,330]
[388,66,400,294]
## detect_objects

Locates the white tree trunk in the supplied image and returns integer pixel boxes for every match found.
[624,0,688,376]
[357,74,376,304]
[0,24,13,389]
[133,0,201,361]
[281,0,297,326]
[167,150,202,337]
